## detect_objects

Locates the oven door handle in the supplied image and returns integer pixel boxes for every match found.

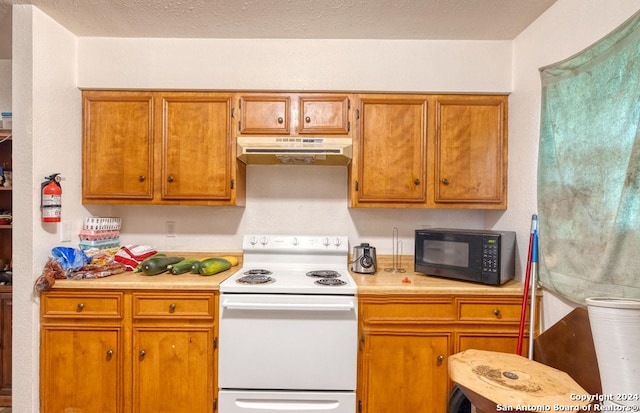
[235,398,341,410]
[222,301,355,312]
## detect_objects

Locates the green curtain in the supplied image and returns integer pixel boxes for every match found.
[538,9,640,304]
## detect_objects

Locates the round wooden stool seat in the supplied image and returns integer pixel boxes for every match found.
[449,349,591,413]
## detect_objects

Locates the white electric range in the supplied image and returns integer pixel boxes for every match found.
[218,234,358,413]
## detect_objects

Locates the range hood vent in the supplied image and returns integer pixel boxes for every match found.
[237,137,352,166]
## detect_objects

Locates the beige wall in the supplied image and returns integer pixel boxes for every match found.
[507,0,640,331]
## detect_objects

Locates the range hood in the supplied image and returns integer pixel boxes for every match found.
[237,137,352,166]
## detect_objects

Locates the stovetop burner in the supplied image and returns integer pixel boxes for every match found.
[237,273,276,285]
[244,269,273,276]
[314,278,347,286]
[306,270,341,279]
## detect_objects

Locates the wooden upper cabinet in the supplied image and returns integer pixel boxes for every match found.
[432,95,508,208]
[82,90,242,206]
[161,93,233,201]
[351,95,427,206]
[238,95,290,135]
[298,95,350,135]
[83,91,154,200]
[236,93,351,136]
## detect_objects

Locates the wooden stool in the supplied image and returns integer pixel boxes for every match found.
[449,349,591,413]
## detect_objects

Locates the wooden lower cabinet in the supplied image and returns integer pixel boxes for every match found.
[40,289,217,413]
[41,327,123,413]
[357,294,536,413]
[359,330,450,412]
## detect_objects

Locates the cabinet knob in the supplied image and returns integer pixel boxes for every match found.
[442,178,449,185]
[139,350,146,357]
[139,175,145,182]
[106,349,113,357]
[437,355,445,363]
[77,303,84,311]
[413,178,420,185]
[167,175,174,183]
[169,303,176,312]
[493,308,501,317]
[305,116,311,123]
[277,117,284,124]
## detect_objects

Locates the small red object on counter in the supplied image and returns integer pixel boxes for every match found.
[402,276,411,283]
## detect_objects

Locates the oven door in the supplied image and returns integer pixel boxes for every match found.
[219,390,356,413]
[219,294,358,391]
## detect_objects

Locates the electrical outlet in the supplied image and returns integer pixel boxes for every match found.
[60,221,72,242]
[166,221,176,237]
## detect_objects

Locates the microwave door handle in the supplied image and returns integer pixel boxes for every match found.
[222,301,355,312]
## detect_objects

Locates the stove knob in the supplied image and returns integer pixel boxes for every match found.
[249,236,258,246]
[292,237,299,246]
[334,237,342,247]
[260,236,268,246]
[322,237,330,247]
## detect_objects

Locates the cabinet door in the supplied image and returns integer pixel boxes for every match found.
[133,327,213,413]
[40,327,123,413]
[238,95,290,134]
[457,333,529,357]
[161,93,233,200]
[434,95,507,207]
[83,91,154,200]
[354,96,427,205]
[298,95,350,135]
[359,331,449,413]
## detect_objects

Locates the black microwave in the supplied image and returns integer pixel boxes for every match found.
[414,228,516,285]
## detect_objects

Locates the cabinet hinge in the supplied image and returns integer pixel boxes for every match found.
[238,121,241,132]
[358,399,363,413]
[355,109,360,120]
[214,336,218,349]
[347,121,351,132]
[355,181,359,191]
[214,397,218,411]
[347,98,351,109]
[230,179,235,190]
[231,107,235,118]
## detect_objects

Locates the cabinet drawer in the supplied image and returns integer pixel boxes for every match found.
[361,298,456,321]
[41,291,123,319]
[133,293,215,320]
[458,300,524,322]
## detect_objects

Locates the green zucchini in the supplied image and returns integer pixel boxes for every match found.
[199,257,232,276]
[133,253,166,272]
[170,258,199,275]
[191,261,202,274]
[141,256,184,276]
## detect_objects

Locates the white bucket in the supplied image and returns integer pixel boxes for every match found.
[586,297,640,408]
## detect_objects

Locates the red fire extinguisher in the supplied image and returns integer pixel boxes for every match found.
[41,173,62,223]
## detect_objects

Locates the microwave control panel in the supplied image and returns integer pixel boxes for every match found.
[481,236,500,274]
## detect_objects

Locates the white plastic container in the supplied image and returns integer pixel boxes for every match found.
[586,297,640,408]
[1,113,11,129]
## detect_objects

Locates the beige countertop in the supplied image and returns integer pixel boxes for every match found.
[352,255,528,295]
[45,252,242,291]
[46,254,529,295]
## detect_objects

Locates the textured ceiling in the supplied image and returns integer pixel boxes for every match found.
[0,0,558,59]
